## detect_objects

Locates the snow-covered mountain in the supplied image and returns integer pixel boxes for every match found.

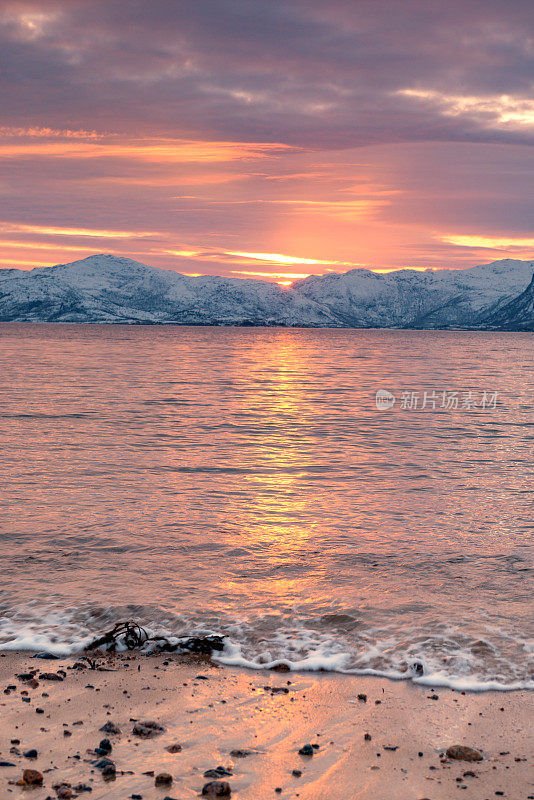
[0,255,340,326]
[293,259,534,329]
[0,254,532,329]
[480,272,534,331]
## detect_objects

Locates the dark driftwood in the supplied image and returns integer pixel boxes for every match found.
[85,620,225,655]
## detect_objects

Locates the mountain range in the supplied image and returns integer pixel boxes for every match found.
[0,254,533,330]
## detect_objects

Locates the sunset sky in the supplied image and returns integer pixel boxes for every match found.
[1,0,533,283]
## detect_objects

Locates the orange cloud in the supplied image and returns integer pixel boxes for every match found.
[441,234,534,249]
[0,223,156,239]
[0,138,293,164]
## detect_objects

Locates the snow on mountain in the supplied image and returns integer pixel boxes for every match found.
[0,255,340,326]
[293,259,534,328]
[0,254,532,329]
[480,272,534,331]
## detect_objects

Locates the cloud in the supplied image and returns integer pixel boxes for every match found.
[0,0,532,276]
[1,0,533,146]
[441,234,534,249]
[398,89,534,129]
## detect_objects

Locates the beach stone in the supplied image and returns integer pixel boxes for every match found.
[55,785,75,799]
[204,767,232,779]
[94,757,115,770]
[99,721,121,734]
[446,746,483,762]
[298,744,314,756]
[229,749,250,758]
[101,764,116,780]
[98,738,112,753]
[39,672,63,681]
[23,749,38,759]
[33,652,60,659]
[132,720,165,738]
[357,693,367,702]
[0,762,16,767]
[166,743,182,753]
[271,663,290,672]
[202,781,232,797]
[23,769,43,786]
[155,773,173,786]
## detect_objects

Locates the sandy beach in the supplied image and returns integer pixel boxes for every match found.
[0,651,532,800]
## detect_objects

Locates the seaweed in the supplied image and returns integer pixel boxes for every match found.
[85,620,225,656]
[86,622,149,652]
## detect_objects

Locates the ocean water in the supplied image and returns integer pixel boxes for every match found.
[0,323,532,690]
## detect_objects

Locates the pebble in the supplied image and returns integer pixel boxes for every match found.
[99,721,121,734]
[22,768,43,786]
[55,784,75,799]
[298,744,314,756]
[32,652,60,659]
[446,745,483,762]
[98,738,112,753]
[94,757,115,770]
[155,772,173,785]
[202,781,232,797]
[132,720,165,738]
[23,749,38,759]
[204,767,232,778]
[101,763,116,780]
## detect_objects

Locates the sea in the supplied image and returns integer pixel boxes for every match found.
[0,323,532,691]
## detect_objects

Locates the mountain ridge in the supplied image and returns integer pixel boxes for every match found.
[0,254,532,330]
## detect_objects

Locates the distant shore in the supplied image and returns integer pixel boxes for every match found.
[1,651,532,800]
[1,320,533,331]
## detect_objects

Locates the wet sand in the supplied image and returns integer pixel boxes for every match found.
[0,651,532,800]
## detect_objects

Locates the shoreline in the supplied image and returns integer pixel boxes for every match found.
[1,650,532,799]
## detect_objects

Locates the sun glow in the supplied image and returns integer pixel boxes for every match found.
[228,251,342,266]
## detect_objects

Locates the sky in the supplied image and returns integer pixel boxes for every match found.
[0,0,533,284]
